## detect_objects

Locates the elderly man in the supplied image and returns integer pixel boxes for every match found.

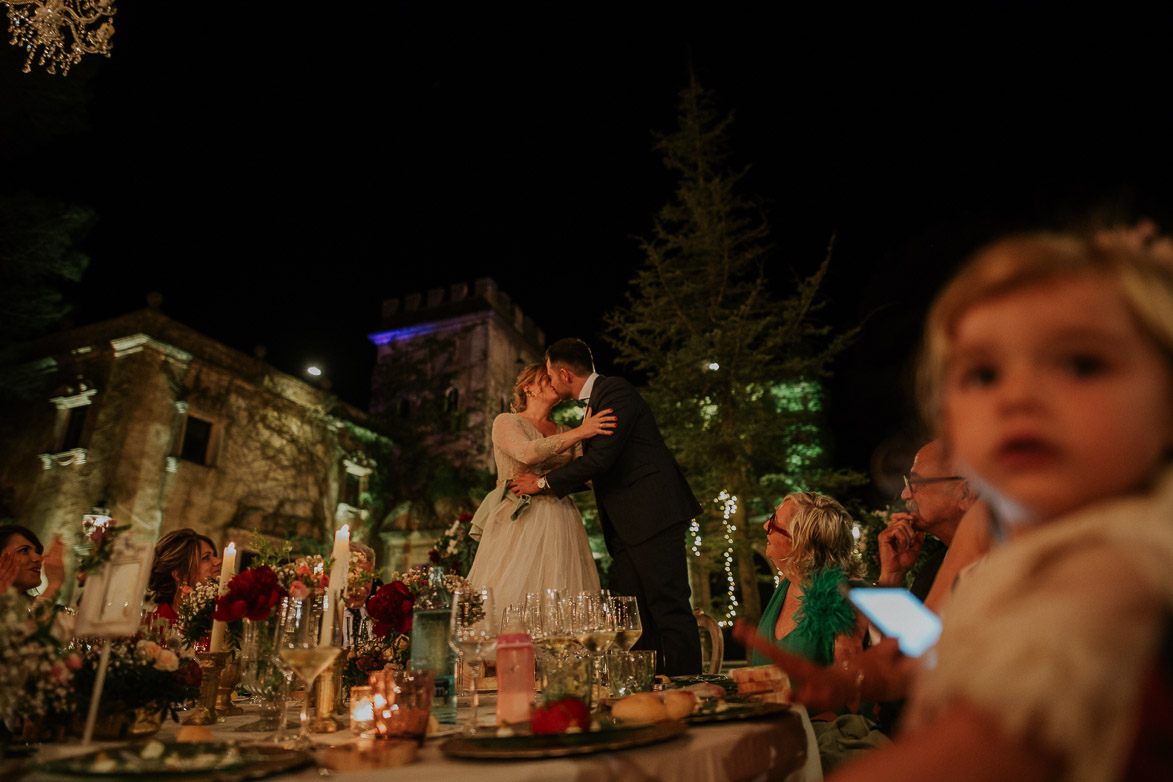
[876,440,976,599]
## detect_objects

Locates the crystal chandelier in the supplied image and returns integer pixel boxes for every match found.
[4,0,116,76]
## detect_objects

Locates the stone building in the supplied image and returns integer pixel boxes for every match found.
[0,306,381,593]
[368,278,545,573]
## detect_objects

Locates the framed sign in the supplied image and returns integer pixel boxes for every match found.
[76,536,154,638]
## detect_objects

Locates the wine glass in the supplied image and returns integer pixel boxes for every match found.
[536,589,577,658]
[275,591,342,749]
[573,592,615,691]
[611,595,643,651]
[449,587,497,734]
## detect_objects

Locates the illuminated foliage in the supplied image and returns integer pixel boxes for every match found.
[605,73,864,626]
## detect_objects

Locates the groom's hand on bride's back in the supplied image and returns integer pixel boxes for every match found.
[510,473,542,495]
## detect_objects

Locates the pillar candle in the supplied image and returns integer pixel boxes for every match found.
[208,541,237,653]
[319,525,349,646]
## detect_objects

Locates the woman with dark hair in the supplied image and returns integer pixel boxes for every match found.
[0,524,65,603]
[147,528,220,623]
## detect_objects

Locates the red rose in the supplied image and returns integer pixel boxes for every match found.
[531,697,589,733]
[367,581,415,637]
[457,513,473,523]
[213,566,287,622]
[177,659,203,688]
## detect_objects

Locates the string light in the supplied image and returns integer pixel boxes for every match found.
[716,490,738,627]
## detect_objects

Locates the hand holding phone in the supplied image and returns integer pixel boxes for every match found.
[848,587,942,658]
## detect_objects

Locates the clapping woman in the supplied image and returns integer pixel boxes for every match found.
[0,524,65,605]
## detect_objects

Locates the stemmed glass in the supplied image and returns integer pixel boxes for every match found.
[535,589,577,658]
[449,586,497,734]
[573,592,616,690]
[275,591,342,749]
[611,595,642,651]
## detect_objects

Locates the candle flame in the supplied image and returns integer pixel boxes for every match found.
[225,541,236,555]
[340,524,350,535]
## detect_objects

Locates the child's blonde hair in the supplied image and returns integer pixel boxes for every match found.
[917,232,1173,433]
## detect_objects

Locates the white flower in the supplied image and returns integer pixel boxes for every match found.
[136,640,161,659]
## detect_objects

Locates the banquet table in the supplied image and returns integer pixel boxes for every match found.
[15,698,823,782]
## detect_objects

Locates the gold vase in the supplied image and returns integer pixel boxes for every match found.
[182,651,227,726]
[71,704,164,741]
[214,656,244,717]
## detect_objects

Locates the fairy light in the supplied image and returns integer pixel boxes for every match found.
[689,518,702,556]
[716,490,739,627]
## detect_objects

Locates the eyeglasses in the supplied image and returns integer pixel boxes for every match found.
[903,474,964,493]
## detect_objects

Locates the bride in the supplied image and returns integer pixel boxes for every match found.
[467,363,614,612]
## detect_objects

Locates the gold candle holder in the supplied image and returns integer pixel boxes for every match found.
[310,662,339,733]
[214,655,244,717]
[182,651,227,726]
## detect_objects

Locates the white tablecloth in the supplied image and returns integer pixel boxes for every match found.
[24,700,822,782]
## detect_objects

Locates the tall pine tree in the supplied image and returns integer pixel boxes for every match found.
[605,73,862,625]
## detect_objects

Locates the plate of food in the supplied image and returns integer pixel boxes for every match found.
[439,720,686,759]
[685,699,792,724]
[32,741,311,779]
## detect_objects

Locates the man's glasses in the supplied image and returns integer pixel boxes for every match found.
[903,474,964,494]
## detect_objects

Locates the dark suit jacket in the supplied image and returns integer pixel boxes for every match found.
[545,375,702,546]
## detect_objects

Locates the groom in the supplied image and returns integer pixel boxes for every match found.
[510,338,702,675]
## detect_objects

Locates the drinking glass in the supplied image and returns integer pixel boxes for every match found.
[275,591,342,749]
[536,589,576,658]
[573,592,615,691]
[611,595,643,651]
[449,587,497,734]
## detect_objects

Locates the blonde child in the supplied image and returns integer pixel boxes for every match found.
[829,232,1173,782]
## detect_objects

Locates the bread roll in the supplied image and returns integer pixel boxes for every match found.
[661,690,698,720]
[610,692,668,724]
[174,725,214,743]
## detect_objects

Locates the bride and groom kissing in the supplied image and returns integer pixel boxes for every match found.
[466,337,702,676]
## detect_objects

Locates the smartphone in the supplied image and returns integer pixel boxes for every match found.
[848,587,942,658]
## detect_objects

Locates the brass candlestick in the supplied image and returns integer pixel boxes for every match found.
[310,662,340,733]
[214,655,244,717]
[183,651,227,726]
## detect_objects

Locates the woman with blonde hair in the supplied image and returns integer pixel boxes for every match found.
[467,363,614,612]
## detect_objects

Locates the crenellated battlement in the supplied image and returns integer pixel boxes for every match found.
[377,278,544,347]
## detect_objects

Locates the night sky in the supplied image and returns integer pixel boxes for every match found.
[3,5,1172,493]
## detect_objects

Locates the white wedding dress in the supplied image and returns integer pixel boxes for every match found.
[466,413,601,613]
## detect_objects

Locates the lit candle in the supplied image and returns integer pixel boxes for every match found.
[349,685,374,735]
[208,541,237,653]
[319,525,350,646]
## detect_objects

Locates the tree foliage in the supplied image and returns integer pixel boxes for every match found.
[0,193,93,403]
[604,73,864,623]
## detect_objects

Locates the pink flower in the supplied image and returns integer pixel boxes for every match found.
[50,662,70,684]
[289,580,309,600]
[317,571,330,589]
[64,652,82,670]
[154,649,179,671]
[297,564,312,577]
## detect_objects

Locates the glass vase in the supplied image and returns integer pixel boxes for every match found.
[236,615,286,732]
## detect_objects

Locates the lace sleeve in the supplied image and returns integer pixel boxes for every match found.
[492,414,570,466]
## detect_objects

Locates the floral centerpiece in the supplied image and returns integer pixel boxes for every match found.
[0,591,77,739]
[341,580,414,689]
[174,577,235,652]
[428,513,479,576]
[69,623,202,737]
[212,565,287,624]
[74,517,130,584]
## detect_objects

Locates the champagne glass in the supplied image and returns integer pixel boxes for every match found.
[275,591,342,749]
[537,589,577,658]
[573,592,615,691]
[449,587,497,734]
[611,595,643,651]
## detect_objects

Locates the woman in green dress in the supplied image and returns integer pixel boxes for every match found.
[752,491,886,771]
